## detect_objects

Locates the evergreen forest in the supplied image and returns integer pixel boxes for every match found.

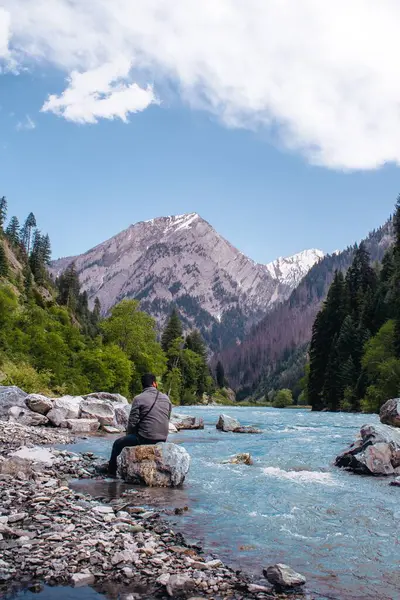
[307,196,400,413]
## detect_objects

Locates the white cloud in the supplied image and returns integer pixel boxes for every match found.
[41,59,158,123]
[16,114,36,131]
[3,1,400,168]
[0,7,10,64]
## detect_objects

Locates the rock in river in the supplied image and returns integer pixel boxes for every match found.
[264,563,306,590]
[118,443,190,487]
[380,398,400,428]
[223,453,253,465]
[216,414,241,432]
[171,414,204,430]
[0,386,27,418]
[335,423,400,475]
[25,393,53,415]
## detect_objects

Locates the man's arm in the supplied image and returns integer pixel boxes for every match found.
[127,398,140,434]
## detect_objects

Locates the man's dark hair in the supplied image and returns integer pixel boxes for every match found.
[141,373,156,389]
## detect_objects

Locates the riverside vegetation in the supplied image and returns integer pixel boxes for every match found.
[0,196,229,406]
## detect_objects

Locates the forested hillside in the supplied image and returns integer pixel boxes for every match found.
[0,197,213,404]
[307,197,400,413]
[218,217,393,400]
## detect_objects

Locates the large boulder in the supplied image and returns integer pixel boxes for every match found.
[83,392,129,405]
[263,564,306,590]
[114,403,131,430]
[25,394,53,415]
[80,398,115,426]
[216,414,241,432]
[380,398,400,428]
[171,413,204,430]
[0,386,27,419]
[65,418,100,433]
[335,423,400,475]
[8,406,48,427]
[47,396,82,427]
[118,443,190,487]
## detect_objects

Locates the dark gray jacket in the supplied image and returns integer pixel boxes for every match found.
[127,387,171,440]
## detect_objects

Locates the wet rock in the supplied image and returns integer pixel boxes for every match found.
[25,393,53,415]
[232,426,261,434]
[66,418,100,433]
[216,414,241,432]
[224,453,253,465]
[80,398,115,426]
[71,573,95,587]
[169,422,178,434]
[171,414,204,430]
[118,443,190,487]
[0,386,27,418]
[83,392,129,405]
[390,476,400,487]
[114,403,131,429]
[8,406,48,427]
[264,563,306,589]
[47,396,82,426]
[380,398,400,428]
[335,423,400,475]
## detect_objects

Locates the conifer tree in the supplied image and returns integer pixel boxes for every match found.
[5,216,20,246]
[0,242,8,277]
[185,329,207,358]
[0,197,7,232]
[21,212,37,255]
[57,262,80,310]
[216,360,225,388]
[161,308,183,353]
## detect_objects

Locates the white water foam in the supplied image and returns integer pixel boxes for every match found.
[263,466,339,486]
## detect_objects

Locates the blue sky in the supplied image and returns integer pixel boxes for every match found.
[1,3,400,263]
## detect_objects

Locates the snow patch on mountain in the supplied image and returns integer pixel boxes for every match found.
[266,249,324,287]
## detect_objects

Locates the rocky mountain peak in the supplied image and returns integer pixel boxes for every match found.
[266,248,324,288]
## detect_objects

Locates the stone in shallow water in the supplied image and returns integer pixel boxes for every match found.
[171,414,204,430]
[71,572,95,587]
[380,398,400,428]
[263,563,306,589]
[118,443,190,487]
[216,414,241,432]
[335,423,400,475]
[223,453,253,465]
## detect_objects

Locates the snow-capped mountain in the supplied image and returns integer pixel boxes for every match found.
[266,249,324,288]
[50,213,320,348]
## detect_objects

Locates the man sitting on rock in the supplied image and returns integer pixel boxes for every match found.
[106,373,171,477]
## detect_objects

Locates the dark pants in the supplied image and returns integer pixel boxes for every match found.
[108,433,163,476]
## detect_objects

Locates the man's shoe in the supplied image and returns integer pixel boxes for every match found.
[95,462,110,474]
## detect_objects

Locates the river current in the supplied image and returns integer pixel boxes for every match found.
[66,407,398,600]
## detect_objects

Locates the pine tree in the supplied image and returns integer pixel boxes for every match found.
[57,262,81,310]
[21,212,37,255]
[308,271,347,410]
[0,197,7,232]
[346,242,377,324]
[216,360,225,388]
[185,329,207,358]
[93,297,101,322]
[5,216,20,246]
[23,264,33,297]
[161,308,183,353]
[0,242,8,277]
[41,234,51,265]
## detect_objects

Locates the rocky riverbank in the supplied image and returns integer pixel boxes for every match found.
[0,420,304,600]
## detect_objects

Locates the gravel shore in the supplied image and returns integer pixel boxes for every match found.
[0,421,302,600]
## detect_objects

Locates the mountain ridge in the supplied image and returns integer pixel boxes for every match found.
[50,212,321,350]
